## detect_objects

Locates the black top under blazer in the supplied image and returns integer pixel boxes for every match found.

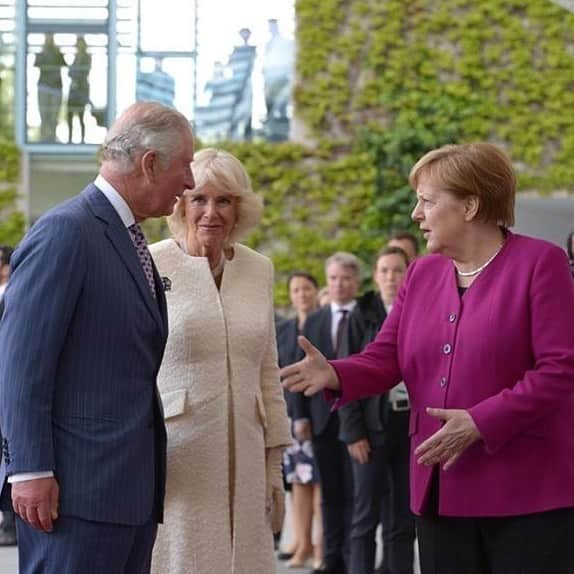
[276,317,301,419]
[291,305,339,437]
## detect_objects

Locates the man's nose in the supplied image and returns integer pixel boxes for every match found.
[185,168,195,190]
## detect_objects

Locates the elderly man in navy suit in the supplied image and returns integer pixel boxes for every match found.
[0,101,195,574]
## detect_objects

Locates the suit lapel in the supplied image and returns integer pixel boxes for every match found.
[82,184,164,333]
[321,306,335,359]
[152,263,169,340]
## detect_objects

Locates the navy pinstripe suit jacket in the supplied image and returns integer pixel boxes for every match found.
[0,183,168,525]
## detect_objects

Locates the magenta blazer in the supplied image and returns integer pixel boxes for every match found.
[330,232,574,517]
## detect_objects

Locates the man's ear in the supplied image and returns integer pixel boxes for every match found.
[464,195,480,222]
[141,150,159,183]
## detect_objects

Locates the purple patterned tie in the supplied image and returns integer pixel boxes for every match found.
[128,223,156,298]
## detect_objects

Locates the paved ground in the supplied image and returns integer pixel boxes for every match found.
[0,546,293,574]
[0,547,17,574]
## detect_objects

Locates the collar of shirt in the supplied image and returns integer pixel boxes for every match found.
[94,174,135,228]
[330,301,356,315]
[330,300,356,351]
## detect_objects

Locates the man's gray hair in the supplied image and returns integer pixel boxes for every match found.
[325,251,362,278]
[100,102,192,172]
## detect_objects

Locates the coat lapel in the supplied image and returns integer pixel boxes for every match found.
[82,184,164,333]
[152,263,169,340]
[322,306,335,358]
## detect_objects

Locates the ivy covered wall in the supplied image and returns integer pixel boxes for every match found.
[295,0,574,190]
[0,139,25,246]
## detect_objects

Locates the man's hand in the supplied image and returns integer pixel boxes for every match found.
[347,438,371,464]
[293,419,312,442]
[280,336,340,396]
[12,477,59,532]
[414,408,481,470]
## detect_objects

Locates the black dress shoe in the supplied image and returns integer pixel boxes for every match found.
[277,551,295,561]
[319,563,345,574]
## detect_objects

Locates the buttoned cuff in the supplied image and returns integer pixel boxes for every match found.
[8,471,54,483]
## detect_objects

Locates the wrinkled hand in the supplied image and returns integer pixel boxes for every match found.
[347,438,371,464]
[12,477,59,532]
[415,408,481,470]
[293,419,312,442]
[280,336,340,396]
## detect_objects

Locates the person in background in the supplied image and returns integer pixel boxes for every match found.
[0,245,13,301]
[387,231,419,264]
[149,148,291,574]
[0,101,195,574]
[566,231,574,277]
[67,35,92,144]
[282,142,574,574]
[291,252,361,574]
[339,246,415,574]
[34,33,66,142]
[277,272,323,570]
[0,245,16,546]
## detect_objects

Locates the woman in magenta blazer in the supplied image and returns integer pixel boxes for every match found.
[281,143,574,574]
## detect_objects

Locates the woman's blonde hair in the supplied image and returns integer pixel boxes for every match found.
[409,143,516,227]
[168,148,264,245]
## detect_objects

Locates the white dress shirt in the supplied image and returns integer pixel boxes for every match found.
[330,300,356,351]
[9,176,136,484]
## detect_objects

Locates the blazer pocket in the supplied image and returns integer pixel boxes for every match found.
[161,389,187,420]
[408,410,418,437]
[255,394,268,430]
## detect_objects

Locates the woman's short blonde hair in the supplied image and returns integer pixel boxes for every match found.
[409,143,516,227]
[168,148,264,245]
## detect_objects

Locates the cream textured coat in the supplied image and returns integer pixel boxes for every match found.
[149,239,291,574]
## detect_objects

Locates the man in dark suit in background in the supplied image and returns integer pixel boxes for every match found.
[292,252,361,574]
[387,230,419,264]
[0,101,195,574]
[339,246,415,574]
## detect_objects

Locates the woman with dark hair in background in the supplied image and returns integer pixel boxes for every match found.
[277,272,323,570]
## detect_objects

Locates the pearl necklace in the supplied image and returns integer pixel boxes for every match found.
[211,254,225,277]
[454,243,504,277]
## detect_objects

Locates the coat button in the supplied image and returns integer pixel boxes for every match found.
[440,377,447,387]
[443,343,452,355]
[448,313,457,323]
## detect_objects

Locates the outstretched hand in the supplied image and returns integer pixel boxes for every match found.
[414,408,481,470]
[280,336,341,396]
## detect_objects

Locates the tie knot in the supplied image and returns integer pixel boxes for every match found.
[340,309,348,317]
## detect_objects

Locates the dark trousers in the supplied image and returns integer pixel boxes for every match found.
[349,411,415,574]
[417,506,574,574]
[313,416,354,572]
[17,515,157,574]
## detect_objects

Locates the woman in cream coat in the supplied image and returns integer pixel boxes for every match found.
[149,149,291,574]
